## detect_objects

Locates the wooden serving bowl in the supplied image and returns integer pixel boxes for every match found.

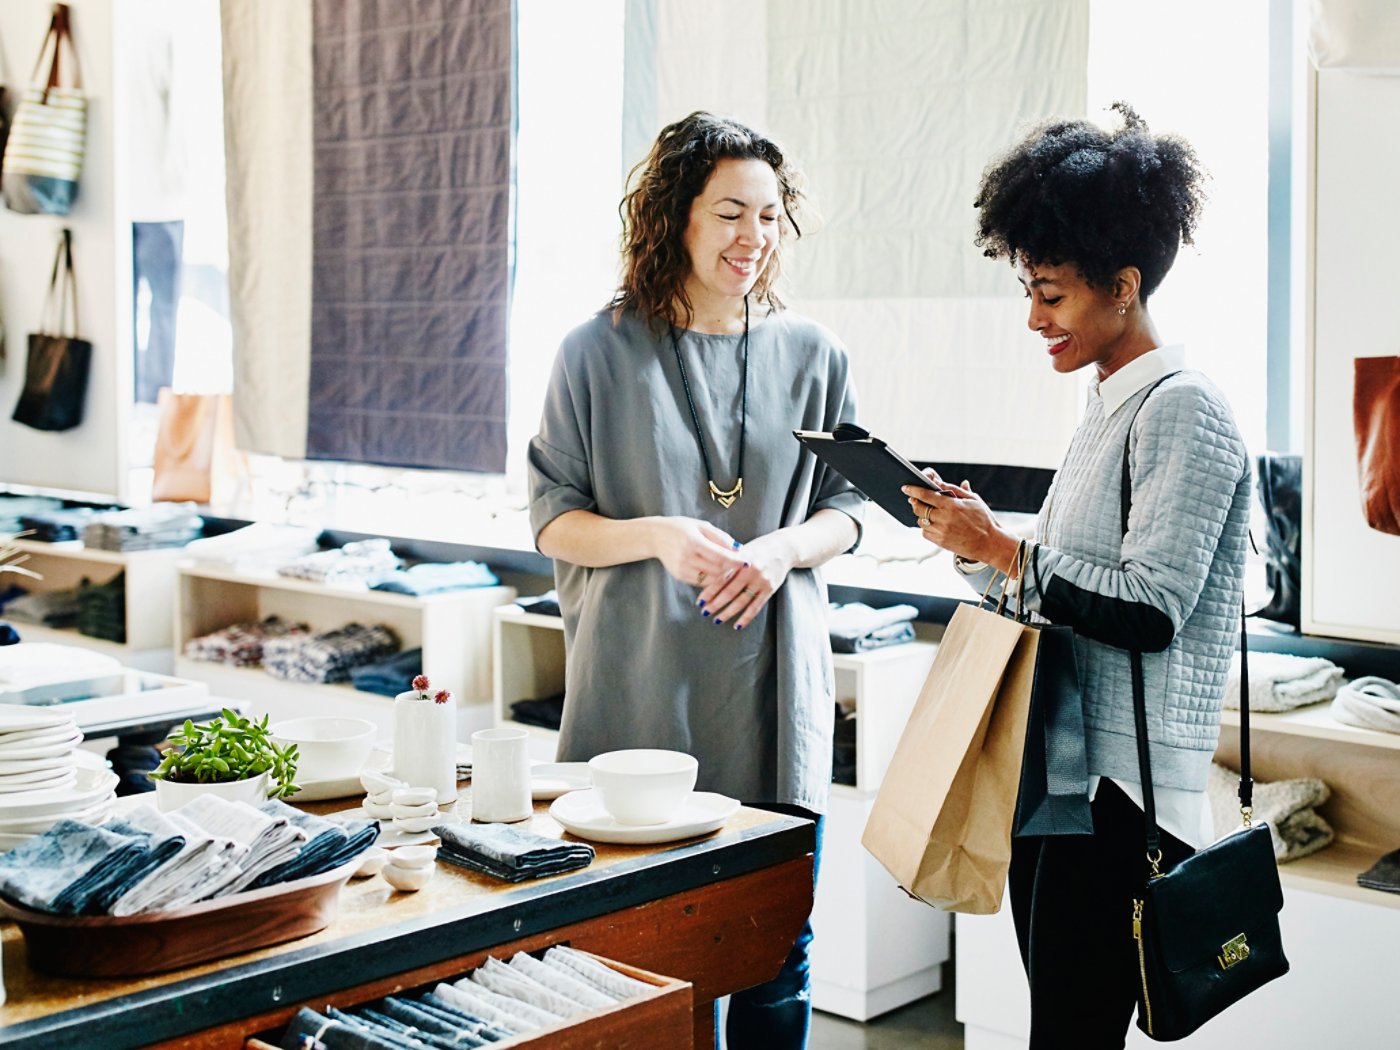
[0,859,359,977]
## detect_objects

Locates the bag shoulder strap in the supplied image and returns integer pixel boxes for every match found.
[31,4,83,101]
[1120,372,1252,870]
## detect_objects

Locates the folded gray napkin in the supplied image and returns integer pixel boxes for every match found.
[109,804,239,916]
[250,799,378,888]
[434,822,594,883]
[827,601,919,653]
[1208,762,1334,862]
[542,945,654,999]
[508,949,616,1008]
[1358,847,1400,894]
[174,795,307,898]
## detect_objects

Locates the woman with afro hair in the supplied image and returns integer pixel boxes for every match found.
[904,104,1252,1048]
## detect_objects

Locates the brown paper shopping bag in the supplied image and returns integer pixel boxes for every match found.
[861,602,1038,914]
[152,388,247,505]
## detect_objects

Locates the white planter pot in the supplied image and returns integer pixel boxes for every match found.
[153,770,271,812]
[392,691,458,801]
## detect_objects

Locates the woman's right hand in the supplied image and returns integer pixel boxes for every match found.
[648,517,746,589]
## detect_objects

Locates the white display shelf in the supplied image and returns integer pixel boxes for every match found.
[174,564,516,737]
[1220,702,1400,751]
[489,602,947,1019]
[2,538,185,672]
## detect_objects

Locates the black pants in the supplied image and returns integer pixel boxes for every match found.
[1009,779,1194,1050]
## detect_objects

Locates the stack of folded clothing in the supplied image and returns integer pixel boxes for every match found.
[828,601,919,653]
[1207,762,1334,862]
[0,582,30,613]
[277,538,403,588]
[250,800,381,888]
[372,561,499,596]
[832,701,857,786]
[1331,676,1400,734]
[0,494,65,534]
[109,804,245,915]
[2,583,85,628]
[183,616,311,667]
[278,945,651,1048]
[1358,847,1400,894]
[263,623,400,684]
[77,572,126,642]
[84,504,203,551]
[349,647,424,696]
[179,523,322,573]
[176,794,310,896]
[435,822,594,883]
[509,692,564,731]
[1224,650,1344,711]
[515,590,561,617]
[18,506,98,542]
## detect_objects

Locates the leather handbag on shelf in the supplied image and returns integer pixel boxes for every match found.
[11,226,92,432]
[1252,453,1302,627]
[1119,386,1289,1042]
[1,3,86,216]
[152,388,247,505]
[1353,355,1400,536]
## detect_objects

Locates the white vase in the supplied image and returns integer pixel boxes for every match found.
[153,770,271,812]
[393,691,458,801]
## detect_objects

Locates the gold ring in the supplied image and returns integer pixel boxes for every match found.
[742,587,758,597]
[697,571,707,586]
[921,508,934,527]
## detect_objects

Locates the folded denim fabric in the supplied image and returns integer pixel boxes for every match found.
[251,800,378,887]
[67,818,186,915]
[435,822,593,883]
[514,590,561,617]
[349,647,425,697]
[1358,847,1400,894]
[109,805,236,915]
[827,601,919,636]
[352,1007,464,1050]
[411,994,516,1042]
[278,1006,415,1050]
[371,561,499,596]
[436,978,561,1030]
[473,955,587,1016]
[0,820,149,914]
[508,693,564,731]
[374,998,489,1047]
[830,619,916,653]
[327,1006,444,1050]
[508,949,616,1008]
[542,945,653,999]
[424,987,526,1035]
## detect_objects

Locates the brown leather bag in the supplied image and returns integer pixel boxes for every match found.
[152,388,246,505]
[1354,356,1400,536]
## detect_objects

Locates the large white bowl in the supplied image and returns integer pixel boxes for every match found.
[270,716,377,783]
[587,749,698,826]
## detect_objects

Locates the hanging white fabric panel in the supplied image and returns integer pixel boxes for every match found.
[1309,0,1400,71]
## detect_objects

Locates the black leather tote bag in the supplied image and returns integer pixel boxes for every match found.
[13,227,92,432]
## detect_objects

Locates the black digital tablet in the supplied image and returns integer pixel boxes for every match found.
[794,423,957,523]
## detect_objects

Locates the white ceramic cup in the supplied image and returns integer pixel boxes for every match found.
[588,749,698,826]
[470,727,531,823]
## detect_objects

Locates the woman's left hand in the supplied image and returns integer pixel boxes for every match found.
[903,471,1019,569]
[695,532,795,631]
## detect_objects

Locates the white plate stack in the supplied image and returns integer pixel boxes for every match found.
[0,706,119,851]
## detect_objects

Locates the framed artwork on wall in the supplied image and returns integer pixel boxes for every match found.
[1304,70,1400,645]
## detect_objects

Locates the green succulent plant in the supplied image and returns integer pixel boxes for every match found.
[151,709,300,799]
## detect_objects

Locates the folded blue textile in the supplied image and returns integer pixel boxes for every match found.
[279,1006,413,1050]
[414,994,516,1041]
[829,619,917,653]
[349,647,424,697]
[435,822,594,883]
[251,800,378,887]
[371,561,499,596]
[0,819,184,916]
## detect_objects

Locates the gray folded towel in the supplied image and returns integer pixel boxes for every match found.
[1207,762,1334,862]
[1224,650,1343,712]
[1332,676,1400,734]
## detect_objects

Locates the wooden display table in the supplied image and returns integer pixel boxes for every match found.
[0,802,814,1049]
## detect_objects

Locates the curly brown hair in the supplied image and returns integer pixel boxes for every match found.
[973,102,1208,300]
[611,112,805,329]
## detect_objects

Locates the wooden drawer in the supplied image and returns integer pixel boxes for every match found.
[245,952,693,1050]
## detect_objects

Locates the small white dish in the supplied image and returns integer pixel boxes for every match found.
[270,716,377,783]
[389,800,437,819]
[364,800,396,820]
[392,786,438,806]
[392,813,439,833]
[549,789,739,845]
[0,753,74,776]
[293,750,394,803]
[0,704,78,733]
[381,862,433,892]
[530,762,591,800]
[358,761,402,797]
[0,766,117,818]
[0,769,76,794]
[0,722,80,748]
[352,847,387,878]
[386,844,436,869]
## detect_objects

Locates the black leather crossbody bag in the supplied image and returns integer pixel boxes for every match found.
[1119,381,1289,1041]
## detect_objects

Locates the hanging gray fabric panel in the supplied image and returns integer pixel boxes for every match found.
[307,0,513,472]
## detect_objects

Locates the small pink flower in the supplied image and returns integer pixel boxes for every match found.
[412,674,430,692]
[434,689,452,705]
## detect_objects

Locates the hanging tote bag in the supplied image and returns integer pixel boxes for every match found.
[2,3,86,216]
[1353,355,1400,536]
[152,389,247,504]
[12,227,92,431]
[1117,384,1289,1042]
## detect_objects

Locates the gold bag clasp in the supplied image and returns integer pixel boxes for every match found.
[1218,933,1250,970]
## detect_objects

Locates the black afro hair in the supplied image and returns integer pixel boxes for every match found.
[973,102,1208,300]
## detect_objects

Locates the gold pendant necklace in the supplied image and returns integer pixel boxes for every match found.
[670,298,750,508]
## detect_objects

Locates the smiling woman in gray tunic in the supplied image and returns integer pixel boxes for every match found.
[527,112,863,1049]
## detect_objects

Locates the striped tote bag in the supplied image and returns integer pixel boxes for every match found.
[2,4,87,216]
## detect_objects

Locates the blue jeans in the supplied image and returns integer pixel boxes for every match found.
[722,804,823,1050]
[133,220,184,404]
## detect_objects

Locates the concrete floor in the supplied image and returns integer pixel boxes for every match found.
[810,975,962,1050]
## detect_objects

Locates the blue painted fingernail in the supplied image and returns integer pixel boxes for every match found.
[714,618,724,626]
[732,540,741,549]
[697,599,706,608]
[734,623,744,631]
[702,609,711,618]
[742,562,749,568]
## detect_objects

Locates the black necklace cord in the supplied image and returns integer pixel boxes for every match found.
[668,296,750,502]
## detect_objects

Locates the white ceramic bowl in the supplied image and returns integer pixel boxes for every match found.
[271,717,377,783]
[587,749,698,826]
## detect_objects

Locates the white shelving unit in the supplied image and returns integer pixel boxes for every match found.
[174,563,516,738]
[1,537,185,672]
[489,603,951,1020]
[957,700,1400,1050]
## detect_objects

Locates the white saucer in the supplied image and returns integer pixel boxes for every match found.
[0,720,79,747]
[530,762,590,800]
[549,789,739,845]
[0,729,83,760]
[0,704,76,733]
[292,750,392,802]
[0,752,75,776]
[0,766,118,818]
[0,767,76,792]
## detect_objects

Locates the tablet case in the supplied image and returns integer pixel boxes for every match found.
[793,423,939,523]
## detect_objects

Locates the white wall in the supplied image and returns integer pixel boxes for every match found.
[0,0,127,499]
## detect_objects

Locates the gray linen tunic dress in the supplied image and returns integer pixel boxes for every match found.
[527,308,864,812]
